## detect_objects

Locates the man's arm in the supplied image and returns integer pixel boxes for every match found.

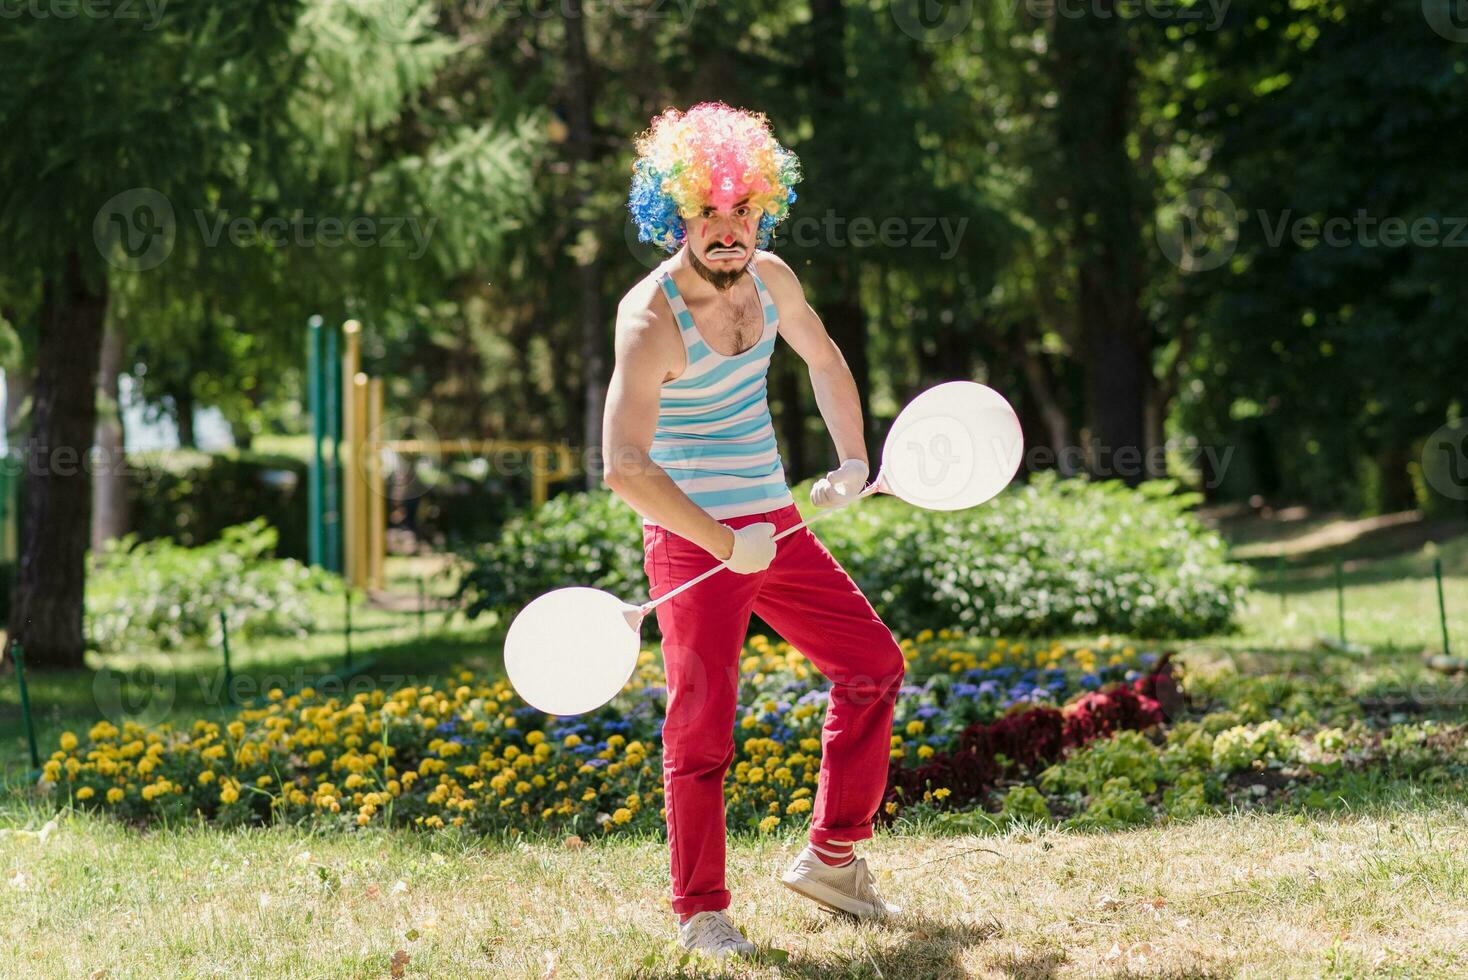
[601,292,738,560]
[755,253,869,470]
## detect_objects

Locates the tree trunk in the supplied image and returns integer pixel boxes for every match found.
[174,388,196,448]
[9,250,107,670]
[1051,0,1149,486]
[806,0,874,448]
[562,0,607,491]
[1144,379,1168,480]
[1018,341,1079,477]
[91,317,129,551]
[5,369,30,445]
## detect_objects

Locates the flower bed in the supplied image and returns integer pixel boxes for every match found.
[42,632,1162,835]
[40,632,1468,839]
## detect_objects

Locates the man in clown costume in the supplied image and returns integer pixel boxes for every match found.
[602,103,905,957]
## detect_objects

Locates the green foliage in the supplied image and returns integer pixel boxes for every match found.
[456,491,644,626]
[1162,771,1217,821]
[997,785,1051,824]
[1210,720,1296,774]
[1040,731,1167,798]
[459,475,1250,639]
[88,520,331,652]
[815,474,1250,638]
[127,451,310,560]
[1063,777,1154,832]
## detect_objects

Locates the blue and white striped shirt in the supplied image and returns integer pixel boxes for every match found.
[645,263,794,523]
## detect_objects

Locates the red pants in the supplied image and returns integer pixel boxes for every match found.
[643,502,906,916]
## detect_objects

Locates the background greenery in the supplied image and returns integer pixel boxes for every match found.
[458,475,1250,639]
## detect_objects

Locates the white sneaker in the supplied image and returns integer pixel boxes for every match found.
[780,846,902,919]
[677,909,757,958]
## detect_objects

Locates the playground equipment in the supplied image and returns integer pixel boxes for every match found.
[306,317,577,589]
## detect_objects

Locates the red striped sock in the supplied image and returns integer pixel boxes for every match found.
[810,839,855,867]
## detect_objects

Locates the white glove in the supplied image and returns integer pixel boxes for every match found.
[723,522,776,574]
[810,458,869,509]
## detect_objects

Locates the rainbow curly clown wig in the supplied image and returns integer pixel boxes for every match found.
[628,103,802,253]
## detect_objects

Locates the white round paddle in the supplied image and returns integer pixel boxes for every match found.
[502,381,1024,715]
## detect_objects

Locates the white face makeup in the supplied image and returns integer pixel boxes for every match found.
[684,200,760,288]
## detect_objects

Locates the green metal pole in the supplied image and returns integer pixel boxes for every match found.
[344,586,353,669]
[324,322,342,575]
[1335,560,1346,643]
[308,316,325,569]
[11,642,40,771]
[1435,558,1451,657]
[418,576,426,638]
[218,610,234,703]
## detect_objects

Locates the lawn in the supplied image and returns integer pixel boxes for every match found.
[3,516,1468,978]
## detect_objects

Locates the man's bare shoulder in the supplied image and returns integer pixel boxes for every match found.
[752,249,805,300]
[614,267,680,365]
[618,269,674,329]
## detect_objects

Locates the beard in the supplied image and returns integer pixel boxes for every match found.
[688,244,751,291]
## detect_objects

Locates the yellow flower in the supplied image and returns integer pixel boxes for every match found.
[933,787,951,800]
[106,787,125,805]
[758,815,780,833]
[786,797,812,814]
[612,807,633,825]
[906,720,925,735]
[75,786,94,801]
[526,731,545,746]
[563,734,582,748]
[59,732,78,752]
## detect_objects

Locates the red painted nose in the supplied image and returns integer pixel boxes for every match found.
[721,234,735,245]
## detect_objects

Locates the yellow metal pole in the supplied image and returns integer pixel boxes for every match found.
[531,443,549,509]
[350,372,370,588]
[368,377,386,591]
[341,321,362,587]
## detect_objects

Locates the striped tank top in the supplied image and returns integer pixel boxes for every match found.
[645,263,794,524]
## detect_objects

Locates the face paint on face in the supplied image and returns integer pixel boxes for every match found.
[685,199,760,290]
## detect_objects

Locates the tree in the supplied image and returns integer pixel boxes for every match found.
[0,3,304,668]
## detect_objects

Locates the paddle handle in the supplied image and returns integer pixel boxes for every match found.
[637,475,886,618]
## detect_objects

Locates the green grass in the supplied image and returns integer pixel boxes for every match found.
[3,514,1468,977]
[2,792,1465,977]
[1226,513,1468,654]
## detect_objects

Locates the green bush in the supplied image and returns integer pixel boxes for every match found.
[816,472,1250,638]
[88,519,333,652]
[458,473,1249,638]
[128,450,310,560]
[457,490,644,625]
